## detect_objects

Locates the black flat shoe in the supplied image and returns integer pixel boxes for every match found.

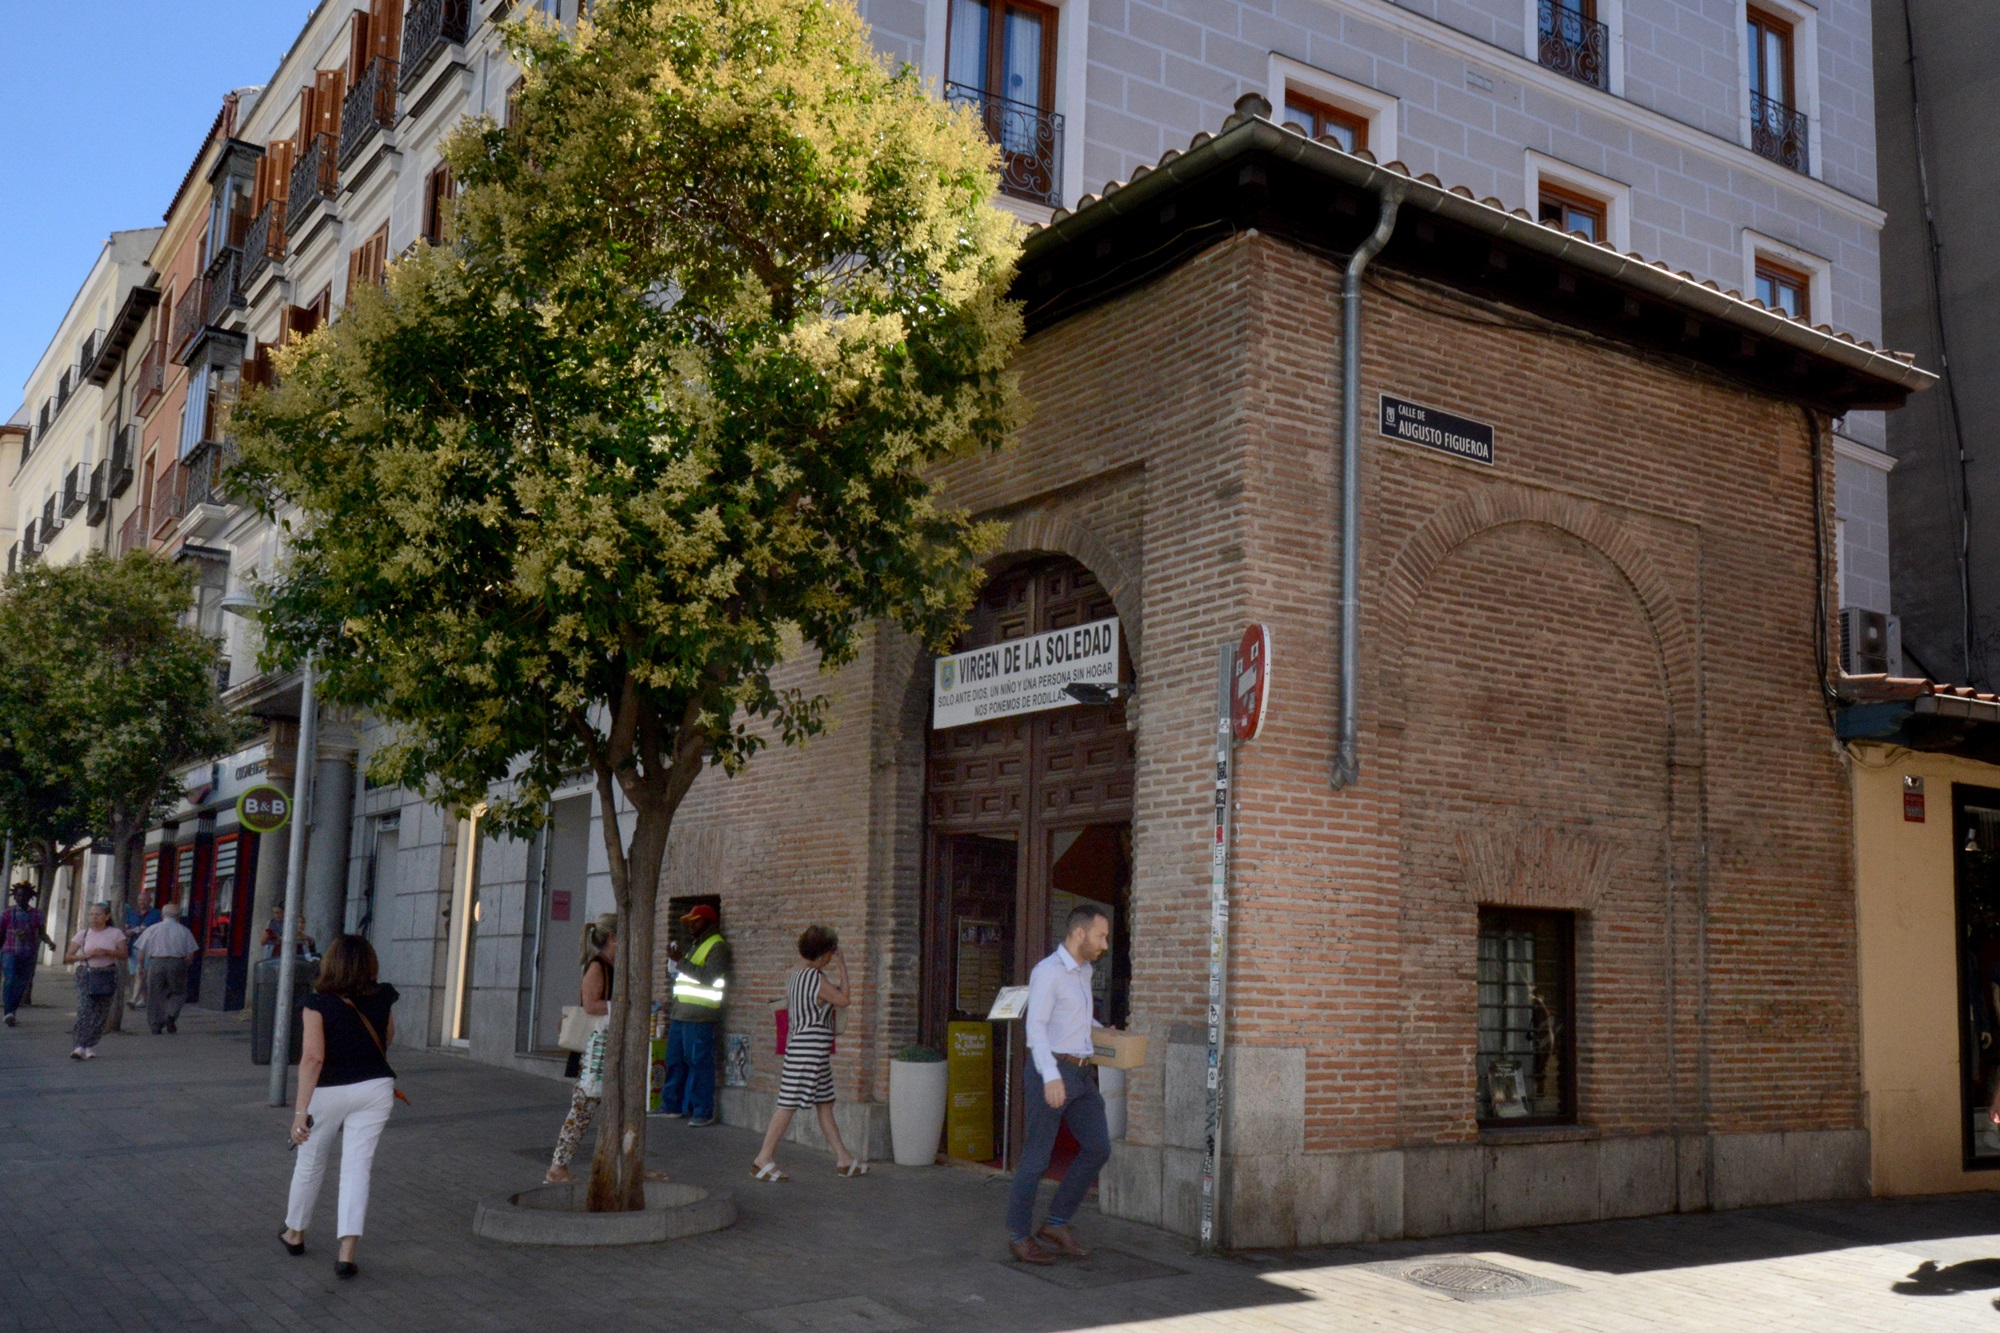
[334,1261,358,1279]
[278,1231,305,1257]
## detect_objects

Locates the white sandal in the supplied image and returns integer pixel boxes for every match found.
[750,1161,789,1182]
[838,1161,869,1177]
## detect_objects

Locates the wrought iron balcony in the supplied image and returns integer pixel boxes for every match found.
[172,279,209,361]
[41,495,60,540]
[243,201,287,287]
[134,340,167,418]
[289,132,339,227]
[56,367,72,411]
[204,247,243,327]
[61,464,85,519]
[78,331,99,376]
[87,460,108,526]
[340,57,399,169]
[945,82,1065,207]
[5,543,15,576]
[1750,90,1809,174]
[109,425,136,499]
[116,503,151,557]
[1538,1,1609,91]
[163,440,238,533]
[403,0,472,89]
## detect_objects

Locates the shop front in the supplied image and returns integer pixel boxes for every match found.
[144,744,270,1011]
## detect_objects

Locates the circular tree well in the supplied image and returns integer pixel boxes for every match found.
[473,1180,736,1246]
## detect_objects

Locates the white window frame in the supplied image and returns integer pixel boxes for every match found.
[1526,151,1631,252]
[1523,0,1625,97]
[1735,0,1821,182]
[923,0,1089,217]
[1742,229,1830,325]
[1268,55,1399,164]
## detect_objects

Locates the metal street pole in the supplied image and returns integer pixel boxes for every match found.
[1199,640,1238,1253]
[1,833,11,892]
[267,657,317,1107]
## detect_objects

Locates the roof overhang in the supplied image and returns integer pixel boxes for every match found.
[82,282,162,387]
[1838,675,2000,764]
[1016,102,1934,414]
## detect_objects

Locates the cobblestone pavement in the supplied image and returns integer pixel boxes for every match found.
[5,976,2000,1331]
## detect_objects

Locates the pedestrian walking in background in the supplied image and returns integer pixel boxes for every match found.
[262,909,318,962]
[3,884,52,1027]
[280,934,399,1279]
[122,896,162,1006]
[1005,905,1116,1266]
[545,914,616,1185]
[750,925,865,1182]
[661,903,730,1126]
[64,903,126,1060]
[132,904,201,1034]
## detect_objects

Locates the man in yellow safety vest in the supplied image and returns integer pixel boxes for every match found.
[661,903,731,1125]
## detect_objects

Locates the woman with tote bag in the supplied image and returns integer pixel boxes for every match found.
[545,915,617,1184]
[64,903,127,1060]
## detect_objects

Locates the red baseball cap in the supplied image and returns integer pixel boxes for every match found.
[680,904,718,927]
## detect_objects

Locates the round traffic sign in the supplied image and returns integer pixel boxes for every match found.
[1231,624,1271,744]
[237,783,293,834]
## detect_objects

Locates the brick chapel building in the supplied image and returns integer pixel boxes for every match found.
[653,97,1933,1247]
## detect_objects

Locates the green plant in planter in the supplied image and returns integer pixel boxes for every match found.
[896,1044,944,1063]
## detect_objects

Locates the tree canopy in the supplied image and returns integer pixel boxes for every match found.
[232,0,1023,1209]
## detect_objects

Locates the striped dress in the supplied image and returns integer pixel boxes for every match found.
[776,966,836,1110]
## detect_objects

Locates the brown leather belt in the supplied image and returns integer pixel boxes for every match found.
[1055,1053,1095,1068]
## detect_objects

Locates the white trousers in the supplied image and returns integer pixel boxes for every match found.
[285,1076,395,1238]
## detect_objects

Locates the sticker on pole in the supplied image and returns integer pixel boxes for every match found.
[1231,624,1271,744]
[237,783,292,834]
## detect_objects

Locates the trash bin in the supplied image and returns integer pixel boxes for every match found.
[251,956,319,1066]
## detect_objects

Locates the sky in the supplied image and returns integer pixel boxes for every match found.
[0,1,321,413]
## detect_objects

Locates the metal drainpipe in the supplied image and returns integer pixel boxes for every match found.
[1333,186,1403,789]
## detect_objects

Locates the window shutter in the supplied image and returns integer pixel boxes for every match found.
[348,10,373,81]
[372,0,404,63]
[298,86,318,145]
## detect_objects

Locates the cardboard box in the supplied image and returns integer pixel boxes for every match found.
[1091,1029,1148,1070]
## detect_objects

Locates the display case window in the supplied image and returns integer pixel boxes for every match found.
[1477,907,1577,1125]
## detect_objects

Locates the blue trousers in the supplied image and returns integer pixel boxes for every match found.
[1006,1063,1112,1241]
[1,952,30,1017]
[660,1020,717,1119]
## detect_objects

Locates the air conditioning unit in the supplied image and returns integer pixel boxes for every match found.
[1841,606,1904,677]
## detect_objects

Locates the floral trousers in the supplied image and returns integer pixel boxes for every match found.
[550,1028,606,1171]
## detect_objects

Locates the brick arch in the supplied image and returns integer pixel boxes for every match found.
[990,511,1144,666]
[1373,485,1700,751]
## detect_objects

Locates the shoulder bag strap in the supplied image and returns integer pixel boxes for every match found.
[339,996,412,1105]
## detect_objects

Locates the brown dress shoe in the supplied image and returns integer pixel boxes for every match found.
[1009,1237,1056,1265]
[1036,1224,1090,1258]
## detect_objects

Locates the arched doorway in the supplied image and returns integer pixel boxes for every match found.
[922,554,1135,1164]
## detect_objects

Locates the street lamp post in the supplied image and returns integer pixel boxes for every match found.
[220,592,319,1107]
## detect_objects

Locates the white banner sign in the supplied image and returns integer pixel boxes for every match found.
[932,617,1121,730]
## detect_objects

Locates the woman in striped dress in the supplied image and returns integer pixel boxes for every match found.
[750,925,865,1181]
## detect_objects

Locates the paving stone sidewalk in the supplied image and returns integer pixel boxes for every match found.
[4,978,2000,1331]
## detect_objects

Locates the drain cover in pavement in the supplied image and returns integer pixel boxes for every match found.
[1004,1247,1187,1289]
[744,1296,917,1331]
[1365,1257,1576,1303]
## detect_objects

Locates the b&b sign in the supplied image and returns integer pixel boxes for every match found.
[237,783,292,834]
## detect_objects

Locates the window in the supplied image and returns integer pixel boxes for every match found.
[946,0,1062,206]
[1536,183,1607,242]
[1754,256,1810,321]
[345,224,391,300]
[422,163,456,245]
[1477,907,1576,1124]
[1281,92,1367,154]
[1745,5,1809,172]
[1537,0,1609,91]
[1746,8,1793,109]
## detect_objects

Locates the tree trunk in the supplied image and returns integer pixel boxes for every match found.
[105,822,139,1034]
[585,792,673,1212]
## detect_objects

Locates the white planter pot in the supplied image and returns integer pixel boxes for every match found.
[1099,1064,1128,1140]
[888,1059,949,1167]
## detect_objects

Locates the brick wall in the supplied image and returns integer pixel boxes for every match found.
[655,227,1856,1182]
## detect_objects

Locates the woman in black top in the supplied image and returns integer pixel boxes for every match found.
[279,934,399,1278]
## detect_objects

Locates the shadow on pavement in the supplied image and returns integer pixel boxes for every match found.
[1891,1257,2000,1296]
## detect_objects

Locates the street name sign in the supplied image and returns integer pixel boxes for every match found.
[1379,393,1495,465]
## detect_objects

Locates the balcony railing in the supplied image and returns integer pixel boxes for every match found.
[204,247,243,327]
[1538,0,1609,91]
[79,330,100,377]
[109,424,136,499]
[340,57,399,168]
[1750,90,1810,174]
[243,201,286,286]
[61,465,85,519]
[87,460,109,526]
[161,441,237,531]
[56,367,73,411]
[289,133,339,226]
[172,279,209,360]
[944,82,1064,207]
[41,496,60,543]
[134,340,167,418]
[116,502,151,557]
[403,0,472,89]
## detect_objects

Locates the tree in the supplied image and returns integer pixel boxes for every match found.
[0,553,240,931]
[232,0,1022,1211]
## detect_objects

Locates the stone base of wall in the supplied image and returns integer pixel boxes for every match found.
[1101,1128,1871,1248]
[717,1088,892,1164]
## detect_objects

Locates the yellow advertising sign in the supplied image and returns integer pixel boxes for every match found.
[946,1020,994,1161]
